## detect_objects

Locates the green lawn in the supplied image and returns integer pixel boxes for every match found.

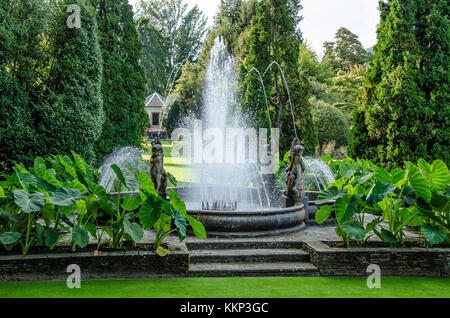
[144,140,196,183]
[0,277,448,298]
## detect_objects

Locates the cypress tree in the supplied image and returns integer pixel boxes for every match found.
[90,0,149,162]
[36,0,104,164]
[241,0,318,154]
[0,0,47,172]
[348,0,449,169]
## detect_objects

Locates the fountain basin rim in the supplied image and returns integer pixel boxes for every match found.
[109,189,305,215]
[186,203,304,216]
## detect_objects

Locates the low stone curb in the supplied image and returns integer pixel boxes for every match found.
[302,241,449,277]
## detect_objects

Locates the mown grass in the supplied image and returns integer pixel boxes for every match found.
[143,140,196,183]
[0,277,448,298]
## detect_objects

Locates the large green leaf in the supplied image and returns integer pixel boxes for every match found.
[14,167,37,189]
[401,207,425,227]
[334,195,358,224]
[365,218,381,233]
[50,188,87,207]
[0,209,21,223]
[72,152,87,175]
[139,195,163,229]
[0,232,21,245]
[421,225,447,246]
[173,210,187,241]
[390,168,406,187]
[138,171,156,200]
[417,159,449,192]
[169,189,186,215]
[366,181,396,206]
[373,166,390,184]
[316,187,347,205]
[33,157,47,178]
[60,156,77,178]
[187,215,206,238]
[315,205,332,224]
[43,228,60,247]
[123,215,143,243]
[406,162,431,203]
[110,164,129,191]
[0,186,3,198]
[72,225,89,248]
[341,222,366,241]
[378,228,398,244]
[121,195,142,211]
[13,190,46,213]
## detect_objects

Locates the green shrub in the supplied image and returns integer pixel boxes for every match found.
[311,98,349,148]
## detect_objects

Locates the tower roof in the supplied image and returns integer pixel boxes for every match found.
[144,92,166,107]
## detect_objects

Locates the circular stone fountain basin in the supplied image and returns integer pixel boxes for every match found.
[172,187,306,238]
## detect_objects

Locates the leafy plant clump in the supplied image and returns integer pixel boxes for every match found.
[0,153,206,256]
[315,157,449,247]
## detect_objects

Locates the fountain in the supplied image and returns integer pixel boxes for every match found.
[101,37,336,236]
[164,38,305,237]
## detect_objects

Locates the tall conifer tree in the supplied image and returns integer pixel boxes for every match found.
[348,0,449,169]
[241,0,317,154]
[90,0,149,162]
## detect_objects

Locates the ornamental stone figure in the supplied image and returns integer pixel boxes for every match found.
[285,137,305,202]
[150,138,168,200]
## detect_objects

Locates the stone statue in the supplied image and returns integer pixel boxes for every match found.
[285,137,305,202]
[150,138,168,200]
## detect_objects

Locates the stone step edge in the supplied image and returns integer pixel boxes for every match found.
[188,262,319,277]
[188,262,318,273]
[186,240,303,250]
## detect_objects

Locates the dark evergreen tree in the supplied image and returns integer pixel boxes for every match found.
[240,0,318,154]
[37,0,104,164]
[1,0,105,171]
[90,0,149,162]
[348,0,449,169]
[0,0,47,172]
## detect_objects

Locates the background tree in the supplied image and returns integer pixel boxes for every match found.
[90,0,149,163]
[241,0,318,153]
[37,0,104,164]
[166,0,258,128]
[137,0,207,95]
[348,0,449,169]
[322,27,372,71]
[1,0,105,171]
[0,0,47,172]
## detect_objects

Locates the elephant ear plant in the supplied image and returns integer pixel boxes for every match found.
[315,158,449,247]
[0,153,206,256]
[85,165,206,255]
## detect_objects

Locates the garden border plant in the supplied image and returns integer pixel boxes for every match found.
[314,157,449,247]
[0,153,206,257]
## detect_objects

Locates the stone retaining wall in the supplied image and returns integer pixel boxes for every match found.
[0,245,189,282]
[303,241,449,277]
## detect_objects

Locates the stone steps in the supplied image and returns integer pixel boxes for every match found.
[189,262,318,277]
[190,248,310,263]
[187,239,318,277]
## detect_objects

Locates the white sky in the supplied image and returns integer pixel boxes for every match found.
[130,0,380,58]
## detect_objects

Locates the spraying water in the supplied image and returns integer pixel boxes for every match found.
[303,157,335,191]
[189,37,271,210]
[98,146,146,193]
